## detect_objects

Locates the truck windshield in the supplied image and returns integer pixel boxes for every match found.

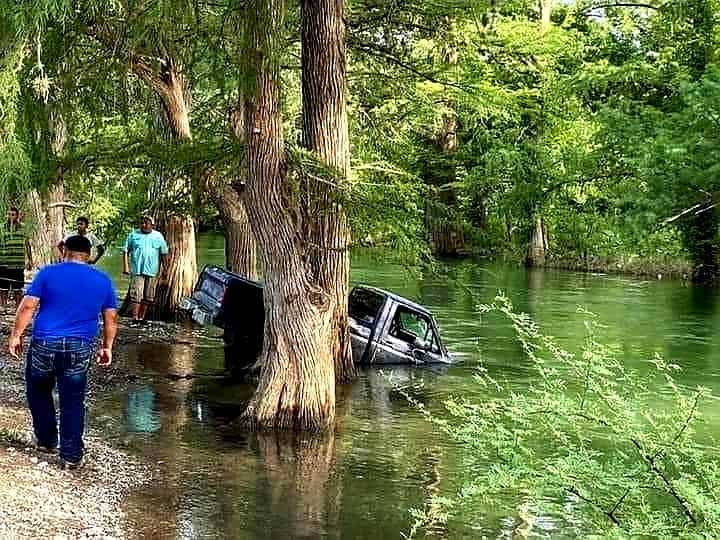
[349,288,384,328]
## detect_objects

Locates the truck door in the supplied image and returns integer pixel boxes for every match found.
[374,305,444,364]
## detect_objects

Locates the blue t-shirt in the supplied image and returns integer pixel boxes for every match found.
[122,229,169,277]
[27,262,118,340]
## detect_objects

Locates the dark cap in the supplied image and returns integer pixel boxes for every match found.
[64,235,91,255]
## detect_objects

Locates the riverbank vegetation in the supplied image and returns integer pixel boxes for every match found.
[405,296,719,537]
[4,1,720,280]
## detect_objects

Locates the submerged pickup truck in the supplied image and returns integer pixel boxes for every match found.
[180,266,452,373]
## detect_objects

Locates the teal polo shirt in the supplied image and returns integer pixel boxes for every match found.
[122,229,169,277]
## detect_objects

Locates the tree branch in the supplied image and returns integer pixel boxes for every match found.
[651,391,702,462]
[567,486,621,526]
[582,2,664,15]
[350,40,470,93]
[629,438,697,524]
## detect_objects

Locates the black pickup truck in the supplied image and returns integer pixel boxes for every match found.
[180,265,453,373]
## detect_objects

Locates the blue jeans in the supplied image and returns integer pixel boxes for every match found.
[25,337,93,463]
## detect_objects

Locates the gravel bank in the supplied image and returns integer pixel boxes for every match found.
[0,407,147,538]
[0,305,160,539]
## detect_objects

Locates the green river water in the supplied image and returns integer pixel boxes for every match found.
[95,233,720,538]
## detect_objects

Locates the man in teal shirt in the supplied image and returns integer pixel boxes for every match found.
[122,215,169,322]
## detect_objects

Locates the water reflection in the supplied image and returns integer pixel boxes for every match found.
[126,385,161,433]
[254,432,338,538]
[89,241,720,538]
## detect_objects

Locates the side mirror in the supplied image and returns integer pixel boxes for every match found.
[412,337,430,351]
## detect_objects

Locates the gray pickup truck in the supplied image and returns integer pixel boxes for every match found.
[180,266,452,373]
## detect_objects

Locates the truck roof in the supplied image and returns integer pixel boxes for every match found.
[200,266,434,318]
[354,285,433,317]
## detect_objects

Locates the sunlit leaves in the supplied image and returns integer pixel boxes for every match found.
[407,296,719,536]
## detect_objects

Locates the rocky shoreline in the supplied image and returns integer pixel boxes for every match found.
[0,305,177,539]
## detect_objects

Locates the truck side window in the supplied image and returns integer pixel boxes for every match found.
[349,288,384,328]
[389,307,431,345]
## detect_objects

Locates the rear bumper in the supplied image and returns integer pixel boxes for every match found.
[178,297,217,326]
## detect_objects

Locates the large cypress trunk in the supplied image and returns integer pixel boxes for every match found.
[525,214,548,267]
[539,0,552,31]
[27,159,67,268]
[300,0,354,381]
[26,103,68,269]
[201,105,258,279]
[131,56,197,320]
[240,0,335,430]
[150,214,198,318]
[26,188,54,269]
[217,104,258,279]
[212,182,257,279]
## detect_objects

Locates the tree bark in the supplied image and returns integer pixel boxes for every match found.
[24,100,68,270]
[240,0,335,431]
[300,0,355,382]
[148,214,198,319]
[200,105,258,279]
[131,56,197,320]
[540,0,553,32]
[27,168,66,268]
[26,189,53,269]
[209,180,258,279]
[526,214,548,267]
[218,104,258,279]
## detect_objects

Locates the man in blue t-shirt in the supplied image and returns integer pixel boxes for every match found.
[122,214,169,322]
[8,235,118,469]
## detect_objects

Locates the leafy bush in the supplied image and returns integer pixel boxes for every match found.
[406,296,719,538]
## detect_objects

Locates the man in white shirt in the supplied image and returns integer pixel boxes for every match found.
[57,216,105,265]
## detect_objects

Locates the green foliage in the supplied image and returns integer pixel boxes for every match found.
[0,43,33,199]
[405,295,720,537]
[2,0,720,276]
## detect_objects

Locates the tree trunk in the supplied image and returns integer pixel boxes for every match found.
[216,104,258,279]
[211,181,258,279]
[526,215,547,267]
[26,104,68,270]
[147,214,198,319]
[540,0,552,32]
[300,0,355,382]
[26,189,53,269]
[46,181,65,246]
[526,1,553,267]
[240,0,335,430]
[26,181,65,269]
[131,56,197,320]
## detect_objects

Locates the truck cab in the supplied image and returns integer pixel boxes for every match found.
[348,286,451,365]
[180,266,452,374]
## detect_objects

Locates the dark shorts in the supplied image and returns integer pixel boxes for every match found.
[0,267,24,290]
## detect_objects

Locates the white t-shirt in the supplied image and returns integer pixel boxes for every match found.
[63,231,104,255]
